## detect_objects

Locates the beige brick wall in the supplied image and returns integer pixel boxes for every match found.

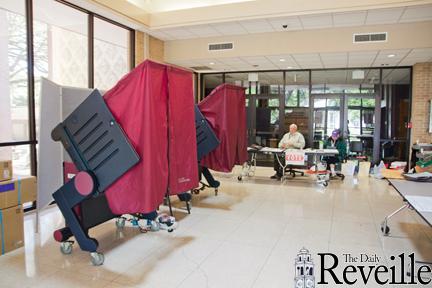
[411,62,432,144]
[134,31,145,66]
[134,32,164,65]
[149,36,164,62]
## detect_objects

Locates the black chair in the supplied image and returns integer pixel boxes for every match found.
[349,141,367,161]
[285,165,305,178]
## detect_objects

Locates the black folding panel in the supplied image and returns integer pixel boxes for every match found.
[195,105,220,161]
[52,89,139,192]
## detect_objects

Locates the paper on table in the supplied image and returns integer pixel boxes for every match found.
[260,147,285,153]
[405,196,432,212]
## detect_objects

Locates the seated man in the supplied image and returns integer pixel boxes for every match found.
[271,124,306,179]
[323,129,347,177]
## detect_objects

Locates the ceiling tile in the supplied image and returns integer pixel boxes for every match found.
[320,52,348,68]
[265,54,297,66]
[186,25,222,37]
[399,4,432,22]
[150,30,174,41]
[348,51,378,67]
[217,57,248,65]
[241,55,272,64]
[161,28,198,39]
[266,16,303,31]
[292,53,321,62]
[406,48,432,58]
[238,19,275,33]
[333,11,367,27]
[210,22,248,35]
[375,49,410,61]
[365,7,404,25]
[300,14,333,29]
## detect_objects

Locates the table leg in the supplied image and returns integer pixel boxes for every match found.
[381,203,410,235]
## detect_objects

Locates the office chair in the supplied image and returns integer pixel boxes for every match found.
[349,141,367,161]
[285,165,305,178]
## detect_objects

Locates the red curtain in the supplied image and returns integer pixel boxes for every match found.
[103,60,198,214]
[198,84,248,172]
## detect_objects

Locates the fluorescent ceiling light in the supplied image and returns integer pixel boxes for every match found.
[279,58,286,62]
[209,62,215,65]
[127,0,255,13]
[387,54,396,58]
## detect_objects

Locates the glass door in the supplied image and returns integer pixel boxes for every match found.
[346,96,376,159]
[247,72,284,166]
[312,95,343,146]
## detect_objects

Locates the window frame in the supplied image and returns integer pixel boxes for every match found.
[0,0,135,178]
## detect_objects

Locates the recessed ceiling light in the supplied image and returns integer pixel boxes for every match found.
[279,58,286,62]
[287,66,293,69]
[209,62,215,65]
[387,54,396,58]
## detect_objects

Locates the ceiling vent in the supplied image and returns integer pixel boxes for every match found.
[190,66,212,71]
[208,42,234,51]
[353,32,387,43]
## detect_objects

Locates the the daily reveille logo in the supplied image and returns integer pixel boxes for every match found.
[294,248,432,287]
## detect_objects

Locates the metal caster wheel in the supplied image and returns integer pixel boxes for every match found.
[90,252,104,266]
[290,172,295,178]
[60,241,73,255]
[237,176,242,181]
[115,217,126,229]
[322,181,328,187]
[341,175,345,181]
[215,188,218,196]
[381,223,390,235]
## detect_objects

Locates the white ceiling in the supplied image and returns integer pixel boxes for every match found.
[126,0,255,13]
[170,48,432,72]
[150,4,432,40]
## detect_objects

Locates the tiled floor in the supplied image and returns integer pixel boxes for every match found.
[1,166,432,287]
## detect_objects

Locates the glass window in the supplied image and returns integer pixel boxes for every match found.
[203,74,223,97]
[268,98,279,107]
[285,89,298,106]
[257,72,283,95]
[285,71,309,107]
[362,110,375,135]
[225,72,249,94]
[271,109,279,124]
[362,99,375,107]
[348,109,361,135]
[314,99,326,108]
[326,98,340,107]
[327,110,340,136]
[312,69,380,94]
[348,98,362,106]
[0,1,29,143]
[34,0,88,88]
[313,110,325,141]
[34,0,88,141]
[94,17,130,91]
[0,145,31,176]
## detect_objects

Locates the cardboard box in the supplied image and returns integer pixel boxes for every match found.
[0,205,24,255]
[0,160,12,182]
[0,176,37,210]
